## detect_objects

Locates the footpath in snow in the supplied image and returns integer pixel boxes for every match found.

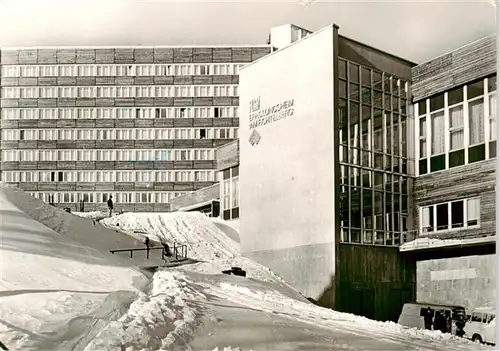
[0,183,494,350]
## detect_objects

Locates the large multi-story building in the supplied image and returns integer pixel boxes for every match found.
[0,45,272,212]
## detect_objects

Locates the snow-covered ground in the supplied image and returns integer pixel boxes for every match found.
[0,183,493,350]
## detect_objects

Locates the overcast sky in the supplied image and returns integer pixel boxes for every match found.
[0,0,496,64]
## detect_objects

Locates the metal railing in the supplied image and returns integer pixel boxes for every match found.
[110,243,188,262]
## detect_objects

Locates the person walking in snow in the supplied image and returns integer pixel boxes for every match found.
[107,196,114,217]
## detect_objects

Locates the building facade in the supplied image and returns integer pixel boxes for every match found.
[401,34,497,313]
[238,24,417,321]
[0,45,272,212]
[216,139,240,222]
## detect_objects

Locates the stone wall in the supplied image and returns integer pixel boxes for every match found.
[416,254,495,312]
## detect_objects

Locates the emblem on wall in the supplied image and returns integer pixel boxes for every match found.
[249,129,262,146]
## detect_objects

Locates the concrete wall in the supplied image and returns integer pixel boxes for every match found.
[169,183,220,211]
[417,254,495,312]
[239,25,336,299]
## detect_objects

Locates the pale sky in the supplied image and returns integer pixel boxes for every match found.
[0,0,496,64]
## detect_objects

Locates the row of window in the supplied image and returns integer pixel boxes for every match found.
[417,77,497,174]
[221,166,240,221]
[340,121,408,160]
[340,228,408,247]
[339,58,408,96]
[340,167,409,192]
[29,191,189,204]
[340,211,409,247]
[339,85,408,113]
[2,64,246,78]
[341,212,408,232]
[1,107,238,120]
[420,198,480,234]
[2,170,218,183]
[2,127,239,141]
[2,148,215,162]
[1,85,238,99]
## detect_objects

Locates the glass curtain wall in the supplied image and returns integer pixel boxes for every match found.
[221,165,240,220]
[339,58,411,246]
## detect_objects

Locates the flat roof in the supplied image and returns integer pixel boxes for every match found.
[0,44,273,50]
[240,23,416,71]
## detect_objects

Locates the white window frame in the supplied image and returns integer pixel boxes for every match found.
[419,197,480,234]
[416,77,496,176]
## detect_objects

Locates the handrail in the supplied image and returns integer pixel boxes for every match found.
[110,243,188,261]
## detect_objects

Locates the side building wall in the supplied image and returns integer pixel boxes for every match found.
[409,34,496,313]
[239,26,337,301]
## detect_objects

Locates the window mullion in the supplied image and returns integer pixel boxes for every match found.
[463,85,469,164]
[447,201,452,231]
[415,103,420,175]
[464,199,468,229]
[433,205,437,232]
[484,79,490,159]
[426,99,431,172]
[444,92,450,169]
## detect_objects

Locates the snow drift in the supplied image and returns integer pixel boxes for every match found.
[1,183,494,350]
[100,212,294,288]
[0,183,151,350]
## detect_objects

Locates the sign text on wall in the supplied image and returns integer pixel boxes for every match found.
[248,97,295,129]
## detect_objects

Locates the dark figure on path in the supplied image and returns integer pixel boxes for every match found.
[107,196,114,217]
[433,310,447,333]
[162,242,172,257]
[455,318,466,337]
[424,307,434,330]
[144,237,151,259]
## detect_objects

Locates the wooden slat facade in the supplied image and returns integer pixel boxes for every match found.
[412,34,496,102]
[413,159,495,241]
[336,244,416,322]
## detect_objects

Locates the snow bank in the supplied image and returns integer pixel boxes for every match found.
[0,184,151,350]
[73,211,108,220]
[84,271,205,350]
[200,278,491,351]
[84,269,490,351]
[101,212,241,261]
[101,212,294,288]
[0,184,164,266]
